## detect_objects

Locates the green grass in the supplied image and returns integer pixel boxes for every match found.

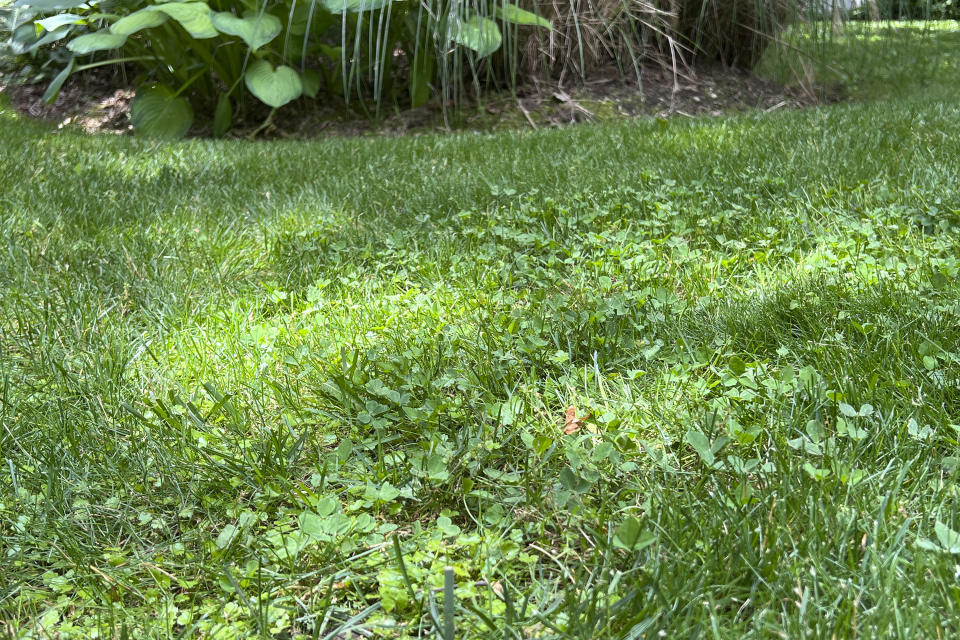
[2,23,960,639]
[758,19,960,101]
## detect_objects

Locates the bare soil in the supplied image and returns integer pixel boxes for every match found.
[0,62,842,139]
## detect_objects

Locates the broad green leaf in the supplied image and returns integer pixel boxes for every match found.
[67,29,127,54]
[43,57,74,104]
[212,92,232,137]
[35,13,85,32]
[10,24,41,55]
[27,26,75,53]
[355,512,376,532]
[365,481,400,502]
[838,402,858,418]
[298,511,325,539]
[684,428,714,466]
[324,512,353,536]
[154,2,217,39]
[728,355,746,375]
[916,537,942,552]
[318,43,342,62]
[426,453,450,480]
[935,521,960,553]
[110,8,168,36]
[14,0,88,9]
[558,466,590,493]
[452,15,501,57]
[300,69,320,98]
[496,3,551,29]
[215,524,238,549]
[314,496,337,517]
[245,60,302,107]
[211,11,281,51]
[322,0,392,14]
[300,510,351,540]
[802,462,830,481]
[130,84,193,139]
[436,515,461,537]
[613,516,656,551]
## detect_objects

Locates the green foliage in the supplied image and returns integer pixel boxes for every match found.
[1,25,960,636]
[130,83,194,137]
[9,0,553,136]
[244,58,302,107]
[0,0,78,81]
[851,0,960,19]
[451,15,502,58]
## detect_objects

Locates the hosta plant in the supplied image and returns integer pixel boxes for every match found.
[23,0,338,136]
[20,0,552,137]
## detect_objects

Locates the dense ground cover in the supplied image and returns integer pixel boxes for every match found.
[2,23,960,639]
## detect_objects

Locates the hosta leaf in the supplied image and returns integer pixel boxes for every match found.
[322,0,392,14]
[211,10,281,51]
[10,24,41,54]
[496,3,551,29]
[67,29,127,54]
[43,57,74,104]
[154,2,217,39]
[130,84,194,139]
[300,68,320,98]
[14,0,88,9]
[27,25,73,52]
[452,15,501,58]
[244,60,302,108]
[110,8,168,36]
[35,13,85,32]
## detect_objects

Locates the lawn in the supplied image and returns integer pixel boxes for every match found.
[1,22,960,639]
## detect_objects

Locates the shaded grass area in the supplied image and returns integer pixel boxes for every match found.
[758,20,960,101]
[2,25,960,639]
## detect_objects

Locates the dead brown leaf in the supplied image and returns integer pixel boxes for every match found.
[564,406,587,435]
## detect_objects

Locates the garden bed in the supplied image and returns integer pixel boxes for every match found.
[0,60,835,138]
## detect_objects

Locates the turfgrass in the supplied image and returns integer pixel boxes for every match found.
[1,22,960,640]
